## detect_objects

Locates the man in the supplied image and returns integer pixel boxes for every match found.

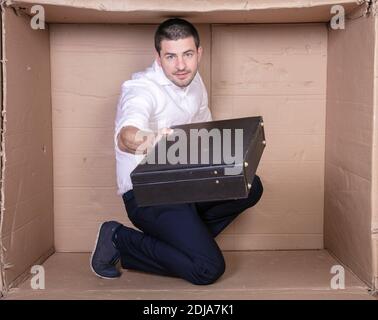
[90,18,263,285]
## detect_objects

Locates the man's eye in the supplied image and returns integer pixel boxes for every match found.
[166,56,174,60]
[185,52,193,57]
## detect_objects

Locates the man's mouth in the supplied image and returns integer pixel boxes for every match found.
[175,72,189,79]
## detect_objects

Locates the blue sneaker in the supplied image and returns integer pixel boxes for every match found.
[90,221,122,279]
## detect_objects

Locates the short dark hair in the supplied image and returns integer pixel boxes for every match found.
[154,18,200,54]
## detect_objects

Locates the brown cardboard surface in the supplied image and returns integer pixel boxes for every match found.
[0,8,54,291]
[373,7,378,292]
[0,4,4,295]
[8,0,361,23]
[324,6,375,286]
[50,22,327,252]
[50,24,211,252]
[10,0,362,11]
[4,251,375,300]
[374,236,378,290]
[212,23,327,250]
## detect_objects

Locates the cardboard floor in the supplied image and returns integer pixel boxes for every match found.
[3,250,376,300]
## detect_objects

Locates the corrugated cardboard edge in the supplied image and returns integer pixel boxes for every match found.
[372,0,378,295]
[3,0,366,24]
[5,0,366,12]
[0,0,6,298]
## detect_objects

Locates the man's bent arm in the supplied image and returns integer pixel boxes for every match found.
[117,126,173,155]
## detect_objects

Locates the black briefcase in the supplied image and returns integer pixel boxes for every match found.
[130,116,266,206]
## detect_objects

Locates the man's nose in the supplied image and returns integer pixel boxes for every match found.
[176,57,186,71]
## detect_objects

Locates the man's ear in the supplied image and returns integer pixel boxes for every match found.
[155,52,162,66]
[197,46,203,63]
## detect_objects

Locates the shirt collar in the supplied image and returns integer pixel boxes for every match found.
[152,59,172,86]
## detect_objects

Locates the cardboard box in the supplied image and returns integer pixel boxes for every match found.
[0,0,377,296]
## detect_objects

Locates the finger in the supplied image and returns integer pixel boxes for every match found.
[160,128,173,135]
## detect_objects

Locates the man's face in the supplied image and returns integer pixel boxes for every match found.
[156,36,202,88]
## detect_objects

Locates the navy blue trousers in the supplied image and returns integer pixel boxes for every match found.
[114,174,263,285]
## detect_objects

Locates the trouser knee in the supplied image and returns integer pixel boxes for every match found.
[189,255,226,285]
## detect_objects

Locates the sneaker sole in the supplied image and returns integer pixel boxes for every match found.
[90,222,121,280]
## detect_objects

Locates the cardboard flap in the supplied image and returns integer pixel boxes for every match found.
[0,6,54,293]
[7,0,364,23]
